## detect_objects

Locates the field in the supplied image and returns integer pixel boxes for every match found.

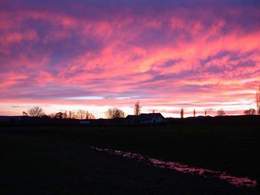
[0,115,259,194]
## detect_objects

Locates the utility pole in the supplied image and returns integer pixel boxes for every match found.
[257,86,260,115]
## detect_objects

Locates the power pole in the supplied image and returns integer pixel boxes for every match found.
[257,86,260,115]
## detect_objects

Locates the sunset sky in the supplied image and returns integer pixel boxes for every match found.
[0,0,259,118]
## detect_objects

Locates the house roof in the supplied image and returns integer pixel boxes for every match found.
[126,113,164,120]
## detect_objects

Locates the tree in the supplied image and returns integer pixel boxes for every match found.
[193,109,196,117]
[63,111,68,119]
[27,106,45,117]
[22,111,28,116]
[217,109,225,116]
[41,114,50,119]
[134,101,141,116]
[85,111,95,119]
[244,108,256,115]
[76,110,95,119]
[77,110,86,120]
[180,108,184,119]
[68,111,76,119]
[257,86,260,115]
[54,112,64,119]
[106,108,125,119]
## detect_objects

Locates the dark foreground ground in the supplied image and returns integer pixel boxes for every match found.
[0,116,259,194]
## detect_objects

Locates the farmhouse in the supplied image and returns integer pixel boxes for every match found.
[126,113,165,125]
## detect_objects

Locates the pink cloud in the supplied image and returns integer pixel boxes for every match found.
[0,72,28,90]
[0,5,260,117]
[0,30,37,45]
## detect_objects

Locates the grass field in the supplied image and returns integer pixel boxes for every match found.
[0,115,259,194]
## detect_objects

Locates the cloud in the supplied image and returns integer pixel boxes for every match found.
[0,1,259,116]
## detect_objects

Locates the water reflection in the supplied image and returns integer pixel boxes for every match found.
[91,146,257,188]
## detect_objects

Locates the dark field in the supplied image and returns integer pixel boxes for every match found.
[0,116,259,194]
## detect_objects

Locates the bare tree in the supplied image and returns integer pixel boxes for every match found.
[106,108,125,119]
[77,110,86,119]
[85,111,95,119]
[63,111,68,119]
[244,108,256,115]
[204,110,207,116]
[67,111,76,119]
[217,109,225,116]
[257,86,260,115]
[180,108,184,119]
[27,106,45,117]
[134,101,141,116]
[76,110,95,119]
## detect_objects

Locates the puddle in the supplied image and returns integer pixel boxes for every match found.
[91,146,257,188]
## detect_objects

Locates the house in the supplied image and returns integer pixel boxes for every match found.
[126,113,165,125]
[0,116,27,122]
[79,120,92,125]
[0,116,11,122]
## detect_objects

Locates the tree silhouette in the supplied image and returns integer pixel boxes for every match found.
[85,111,95,119]
[217,109,225,116]
[244,108,256,115]
[134,101,141,116]
[180,108,184,119]
[76,110,95,119]
[257,86,260,115]
[27,106,45,117]
[41,114,50,119]
[106,108,125,119]
[193,109,196,117]
[54,112,64,119]
[22,111,28,116]
[77,110,86,120]
[63,111,68,119]
[68,111,76,119]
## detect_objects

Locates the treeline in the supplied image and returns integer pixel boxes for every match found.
[22,106,126,120]
[22,105,260,121]
[18,87,260,119]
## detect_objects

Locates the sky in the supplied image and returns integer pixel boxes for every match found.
[0,0,260,118]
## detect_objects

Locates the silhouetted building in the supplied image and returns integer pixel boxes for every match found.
[126,113,165,125]
[0,116,27,122]
[79,120,92,125]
